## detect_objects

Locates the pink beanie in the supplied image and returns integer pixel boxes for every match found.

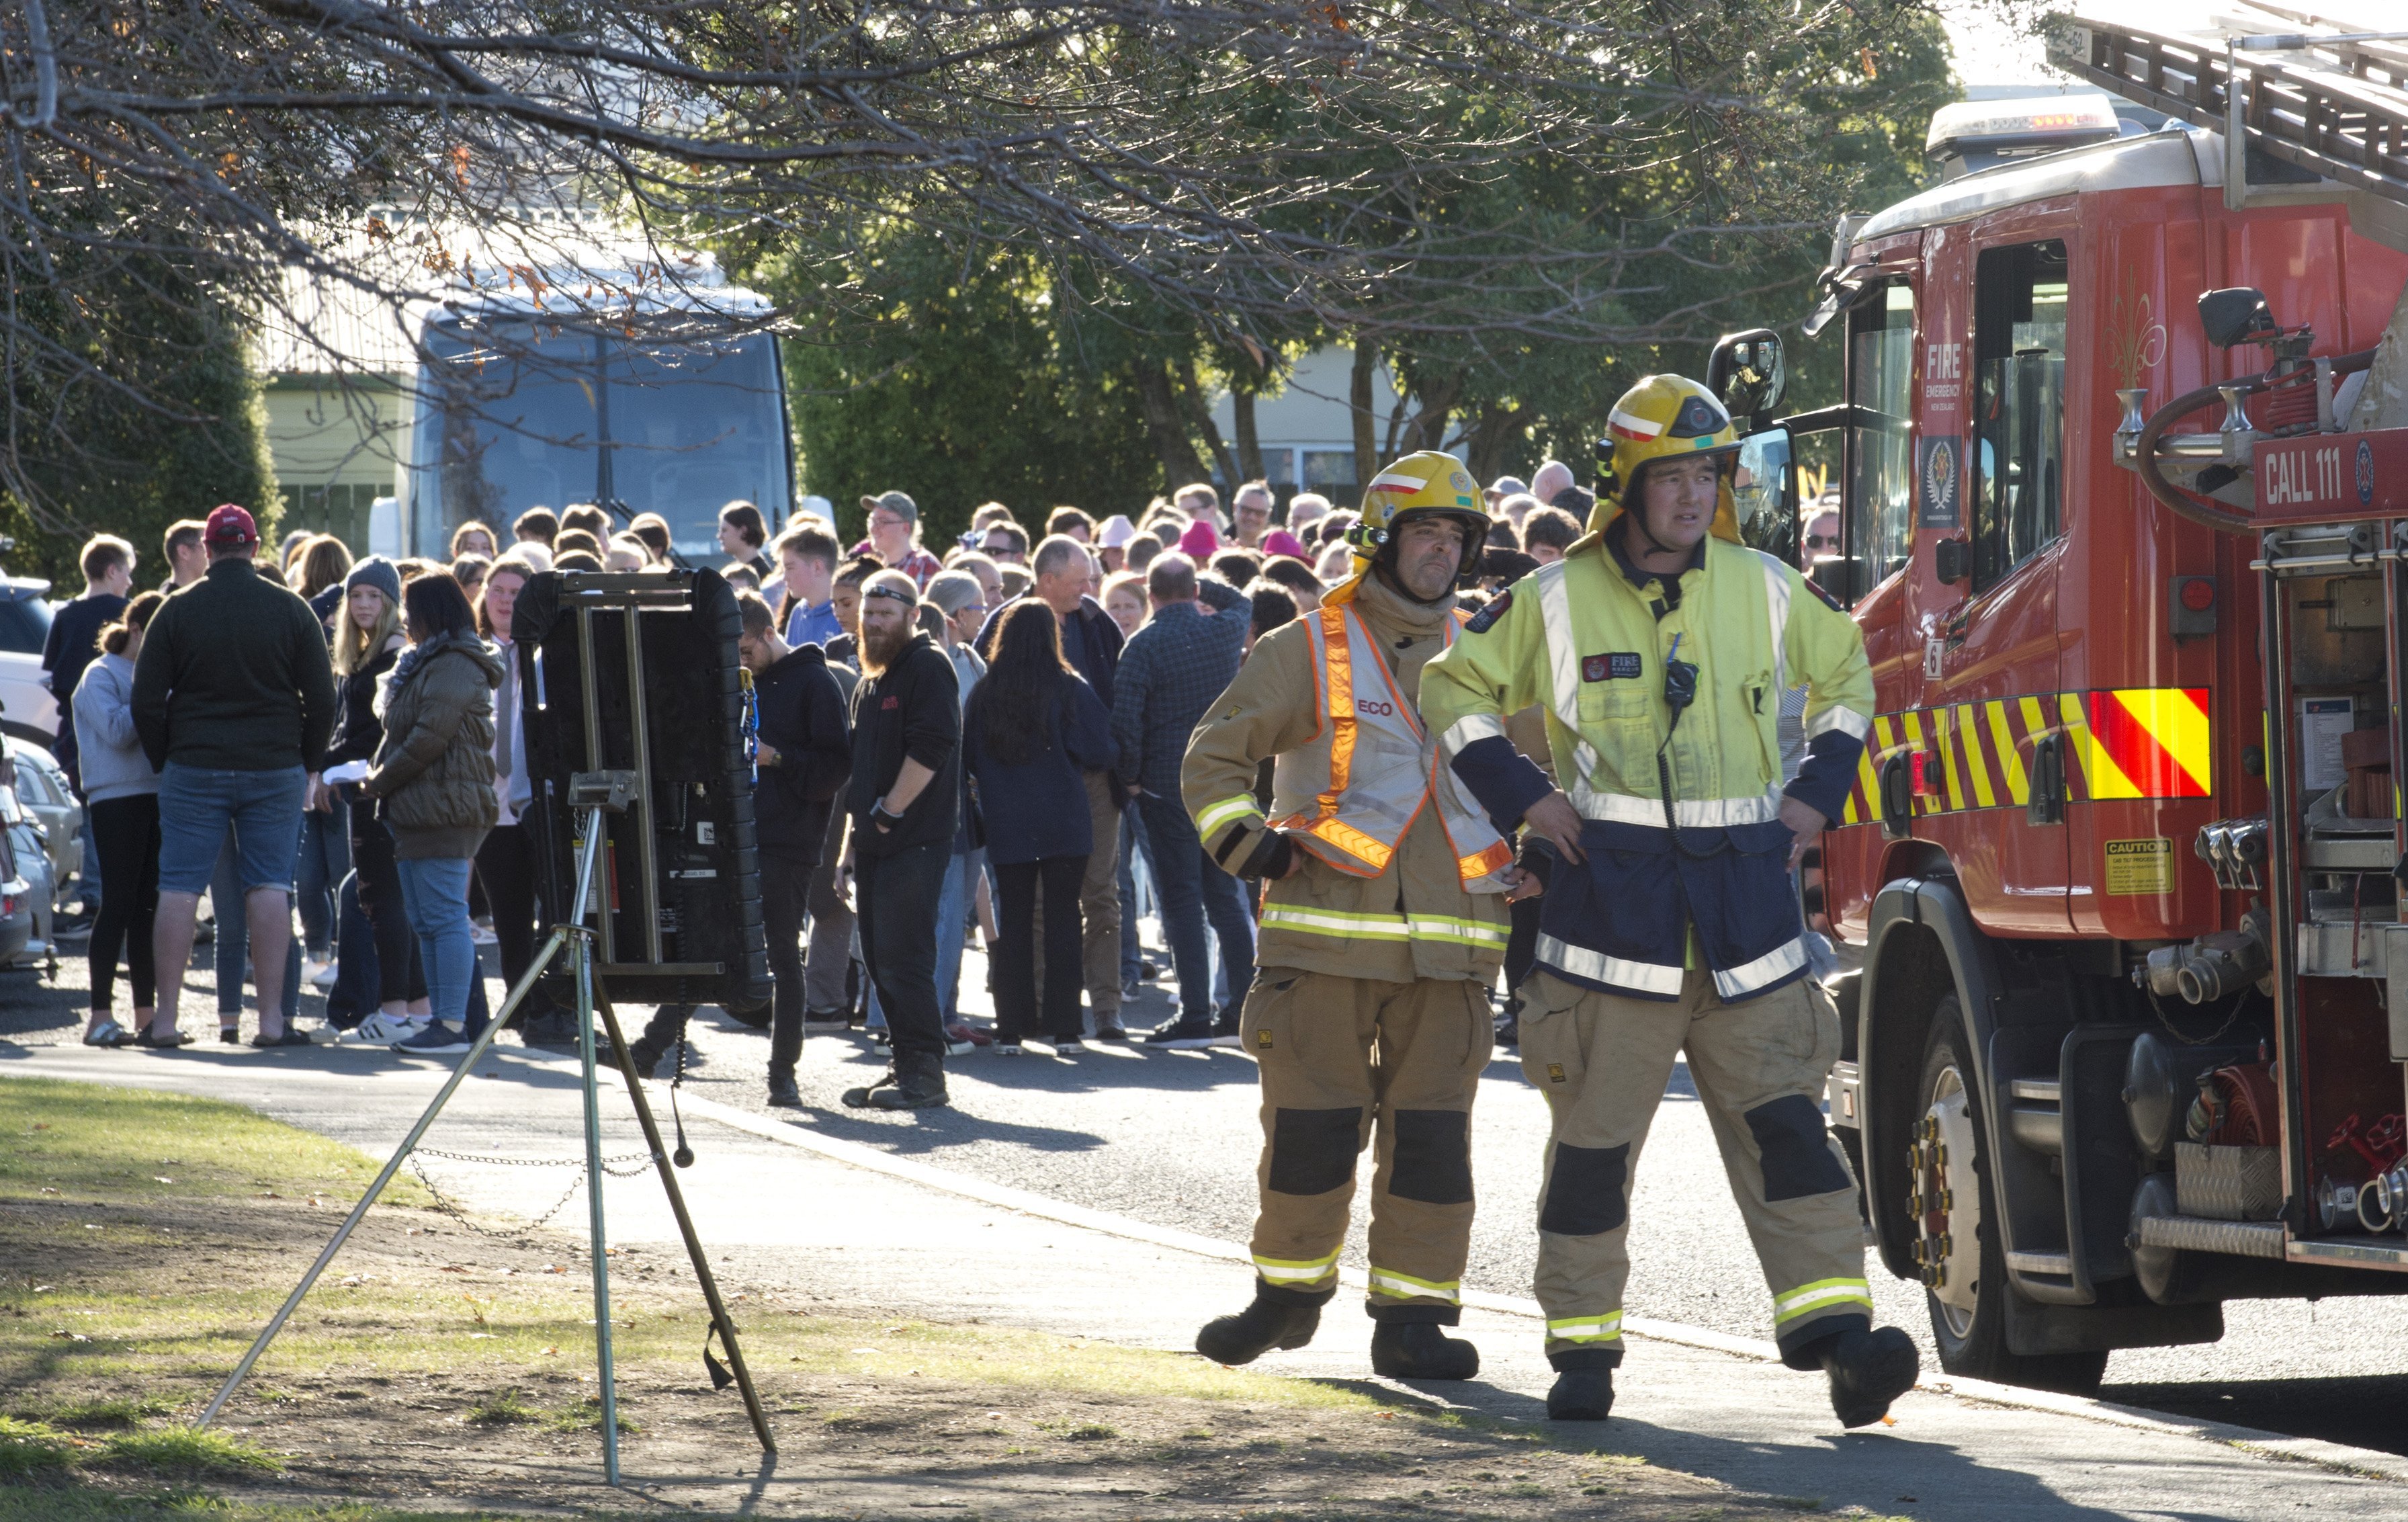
[1178,519,1221,560]
[1261,530,1309,562]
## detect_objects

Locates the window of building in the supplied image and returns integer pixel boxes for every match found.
[1845,282,1916,593]
[1971,240,2068,592]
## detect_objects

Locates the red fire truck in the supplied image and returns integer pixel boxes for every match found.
[1716,9,2408,1392]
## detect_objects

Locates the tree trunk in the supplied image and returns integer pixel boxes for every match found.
[1232,384,1264,483]
[1402,372,1462,454]
[1176,356,1240,487]
[1132,361,1208,489]
[1350,338,1379,495]
[1463,399,1536,487]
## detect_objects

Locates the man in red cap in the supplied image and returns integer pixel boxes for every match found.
[130,505,337,1048]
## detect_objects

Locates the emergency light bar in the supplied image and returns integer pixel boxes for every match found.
[1925,95,2122,179]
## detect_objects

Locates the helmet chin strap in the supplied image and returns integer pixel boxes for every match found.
[1371,519,1477,605]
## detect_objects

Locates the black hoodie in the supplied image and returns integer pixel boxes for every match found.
[752,642,852,863]
[846,632,959,858]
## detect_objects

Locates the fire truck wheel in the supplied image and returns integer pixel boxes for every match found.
[1916,1006,2108,1395]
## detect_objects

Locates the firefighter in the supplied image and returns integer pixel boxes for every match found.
[1183,450,1534,1380]
[1419,374,1918,1427]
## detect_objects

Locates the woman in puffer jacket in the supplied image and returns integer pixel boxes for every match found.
[364,573,503,1052]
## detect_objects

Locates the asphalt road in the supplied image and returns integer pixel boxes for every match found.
[11,923,2408,1458]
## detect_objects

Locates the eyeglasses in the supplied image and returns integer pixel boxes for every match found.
[1805,534,1837,549]
[869,514,908,531]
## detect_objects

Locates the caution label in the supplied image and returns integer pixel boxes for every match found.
[2104,837,2174,896]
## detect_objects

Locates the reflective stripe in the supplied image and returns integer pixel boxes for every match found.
[1290,813,1395,872]
[1567,788,1783,828]
[1806,706,1873,742]
[1197,794,1263,839]
[1369,1267,1462,1304]
[1534,560,1606,786]
[1320,607,1360,821]
[1757,550,1793,695]
[1536,933,1684,997]
[1607,405,1664,439]
[1255,1249,1342,1285]
[1546,1312,1625,1345]
[1457,840,1515,880]
[1772,1277,1874,1327]
[1711,936,1809,1001]
[1260,904,1508,948]
[1439,712,1506,757]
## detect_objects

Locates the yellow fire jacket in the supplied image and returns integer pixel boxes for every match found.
[1181,571,1510,985]
[1419,527,1871,1002]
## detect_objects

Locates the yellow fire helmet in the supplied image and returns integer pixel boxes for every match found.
[1592,373,1744,544]
[1334,450,1490,603]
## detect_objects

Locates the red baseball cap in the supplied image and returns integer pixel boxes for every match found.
[204,503,259,548]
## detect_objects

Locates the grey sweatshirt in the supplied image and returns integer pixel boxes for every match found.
[72,654,161,802]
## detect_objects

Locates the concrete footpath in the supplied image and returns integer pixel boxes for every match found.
[4,1038,2401,1521]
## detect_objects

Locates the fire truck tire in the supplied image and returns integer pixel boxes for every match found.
[1916,1008,2109,1395]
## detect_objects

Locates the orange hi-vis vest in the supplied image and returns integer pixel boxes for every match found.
[1269,603,1516,892]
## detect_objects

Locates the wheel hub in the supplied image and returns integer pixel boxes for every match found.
[1909,1064,1983,1331]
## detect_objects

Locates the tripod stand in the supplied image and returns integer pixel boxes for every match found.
[198,781,775,1483]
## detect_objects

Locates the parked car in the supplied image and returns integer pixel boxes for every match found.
[4,739,81,898]
[0,577,54,746]
[0,763,40,970]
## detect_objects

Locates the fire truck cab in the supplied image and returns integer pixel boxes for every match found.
[1727,10,2408,1392]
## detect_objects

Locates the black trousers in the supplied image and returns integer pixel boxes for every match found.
[87,794,159,1012]
[855,839,949,1062]
[349,800,425,1005]
[763,849,812,1074]
[474,822,552,1021]
[994,853,1087,1041]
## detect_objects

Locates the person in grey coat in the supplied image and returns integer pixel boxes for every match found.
[72,592,166,1046]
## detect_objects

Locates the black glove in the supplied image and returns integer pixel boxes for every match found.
[1236,826,1295,881]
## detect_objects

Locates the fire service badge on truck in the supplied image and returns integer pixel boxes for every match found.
[1917,435,1961,529]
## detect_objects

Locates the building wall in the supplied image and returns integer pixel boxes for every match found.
[1208,345,1405,501]
[262,376,407,552]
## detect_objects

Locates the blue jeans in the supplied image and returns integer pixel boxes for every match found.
[212,835,299,1023]
[158,763,306,896]
[77,810,101,905]
[295,808,349,958]
[934,847,978,1025]
[394,855,479,1031]
[1135,794,1254,1026]
[1118,809,1152,983]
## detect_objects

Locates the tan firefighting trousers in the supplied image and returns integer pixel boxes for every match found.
[1241,970,1494,1322]
[1518,966,1871,1369]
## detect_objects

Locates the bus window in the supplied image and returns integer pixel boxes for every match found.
[1846,283,1916,593]
[1971,241,2067,592]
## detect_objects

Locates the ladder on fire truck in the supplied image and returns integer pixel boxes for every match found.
[2058,5,2408,247]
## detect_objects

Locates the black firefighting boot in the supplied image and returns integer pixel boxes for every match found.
[841,1050,949,1111]
[1819,1326,1919,1428]
[1196,1294,1320,1366]
[1369,1322,1479,1381]
[1545,1369,1615,1421]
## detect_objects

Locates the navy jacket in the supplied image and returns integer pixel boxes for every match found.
[963,675,1115,865]
[976,594,1123,710]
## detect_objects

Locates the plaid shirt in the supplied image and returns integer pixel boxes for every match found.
[851,539,944,591]
[1111,577,1249,796]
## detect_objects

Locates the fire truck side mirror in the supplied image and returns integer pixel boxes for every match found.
[1709,328,1789,425]
[2198,287,2278,349]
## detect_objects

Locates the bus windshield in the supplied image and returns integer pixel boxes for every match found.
[408,316,789,560]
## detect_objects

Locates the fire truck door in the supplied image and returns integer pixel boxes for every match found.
[1920,235,2075,935]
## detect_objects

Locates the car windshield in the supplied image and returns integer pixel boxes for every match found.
[407,316,789,560]
[0,594,51,656]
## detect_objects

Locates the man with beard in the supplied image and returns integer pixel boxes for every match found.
[840,570,961,1110]
[1180,452,1532,1382]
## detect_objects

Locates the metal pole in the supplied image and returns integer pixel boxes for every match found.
[592,984,776,1454]
[196,929,571,1430]
[568,808,622,1484]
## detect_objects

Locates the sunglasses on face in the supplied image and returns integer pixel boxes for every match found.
[863,583,916,607]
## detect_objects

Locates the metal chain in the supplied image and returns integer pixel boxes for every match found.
[415,1146,652,1170]
[404,1146,658,1244]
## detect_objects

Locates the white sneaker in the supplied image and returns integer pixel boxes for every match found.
[347,1012,412,1044]
[304,958,337,990]
[469,923,497,946]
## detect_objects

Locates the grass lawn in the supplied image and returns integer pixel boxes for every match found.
[0,1075,1860,1520]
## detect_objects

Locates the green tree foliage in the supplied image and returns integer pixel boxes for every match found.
[755,231,1160,546]
[0,253,277,587]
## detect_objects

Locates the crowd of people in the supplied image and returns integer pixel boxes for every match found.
[40,370,1918,1427]
[43,468,1606,1081]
